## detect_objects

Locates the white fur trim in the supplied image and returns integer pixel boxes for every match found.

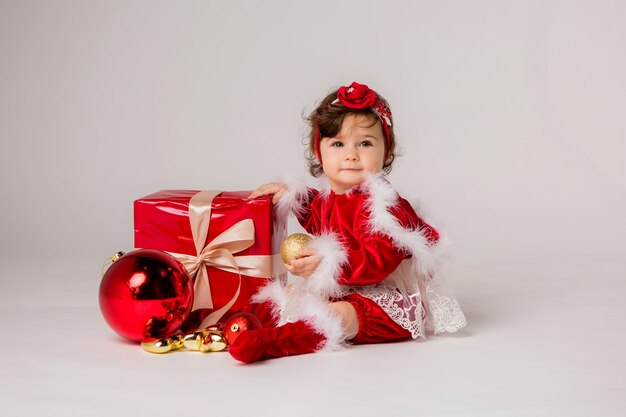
[274,176,311,223]
[250,278,289,323]
[361,173,446,276]
[306,232,348,298]
[313,174,333,201]
[297,291,346,352]
[251,279,346,351]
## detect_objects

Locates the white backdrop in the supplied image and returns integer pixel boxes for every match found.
[2,0,625,265]
[1,1,625,416]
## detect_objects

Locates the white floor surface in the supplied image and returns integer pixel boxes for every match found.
[1,257,625,417]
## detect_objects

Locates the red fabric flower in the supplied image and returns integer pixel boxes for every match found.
[336,82,377,109]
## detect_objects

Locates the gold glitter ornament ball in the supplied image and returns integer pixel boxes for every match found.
[280,233,312,264]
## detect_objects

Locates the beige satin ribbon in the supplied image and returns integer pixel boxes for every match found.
[169,190,274,329]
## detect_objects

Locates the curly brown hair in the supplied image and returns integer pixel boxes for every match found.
[305,88,397,177]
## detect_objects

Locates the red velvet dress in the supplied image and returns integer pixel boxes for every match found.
[296,185,440,342]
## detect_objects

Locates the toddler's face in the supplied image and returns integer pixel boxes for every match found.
[319,114,386,194]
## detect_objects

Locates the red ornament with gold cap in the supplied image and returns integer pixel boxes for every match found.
[99,249,194,343]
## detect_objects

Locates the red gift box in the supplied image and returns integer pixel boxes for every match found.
[134,190,286,330]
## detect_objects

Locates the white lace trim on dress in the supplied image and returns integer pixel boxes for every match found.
[349,284,425,339]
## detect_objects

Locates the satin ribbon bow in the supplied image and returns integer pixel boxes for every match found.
[168,190,273,329]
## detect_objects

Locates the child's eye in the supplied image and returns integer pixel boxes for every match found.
[331,141,343,147]
[359,140,373,147]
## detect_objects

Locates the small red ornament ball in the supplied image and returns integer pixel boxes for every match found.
[223,312,262,346]
[99,249,194,343]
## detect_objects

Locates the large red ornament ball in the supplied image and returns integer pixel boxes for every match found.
[99,249,194,343]
[223,312,262,346]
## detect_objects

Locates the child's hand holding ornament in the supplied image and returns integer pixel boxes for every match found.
[284,248,320,278]
[280,233,320,278]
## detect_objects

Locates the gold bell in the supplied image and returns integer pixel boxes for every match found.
[182,330,205,351]
[202,331,227,352]
[142,336,184,354]
[182,328,227,353]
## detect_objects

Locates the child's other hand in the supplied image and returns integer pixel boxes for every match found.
[248,182,287,205]
[284,248,320,278]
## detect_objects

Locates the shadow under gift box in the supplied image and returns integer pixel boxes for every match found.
[134,190,287,332]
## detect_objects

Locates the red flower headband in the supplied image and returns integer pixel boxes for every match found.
[315,82,393,163]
